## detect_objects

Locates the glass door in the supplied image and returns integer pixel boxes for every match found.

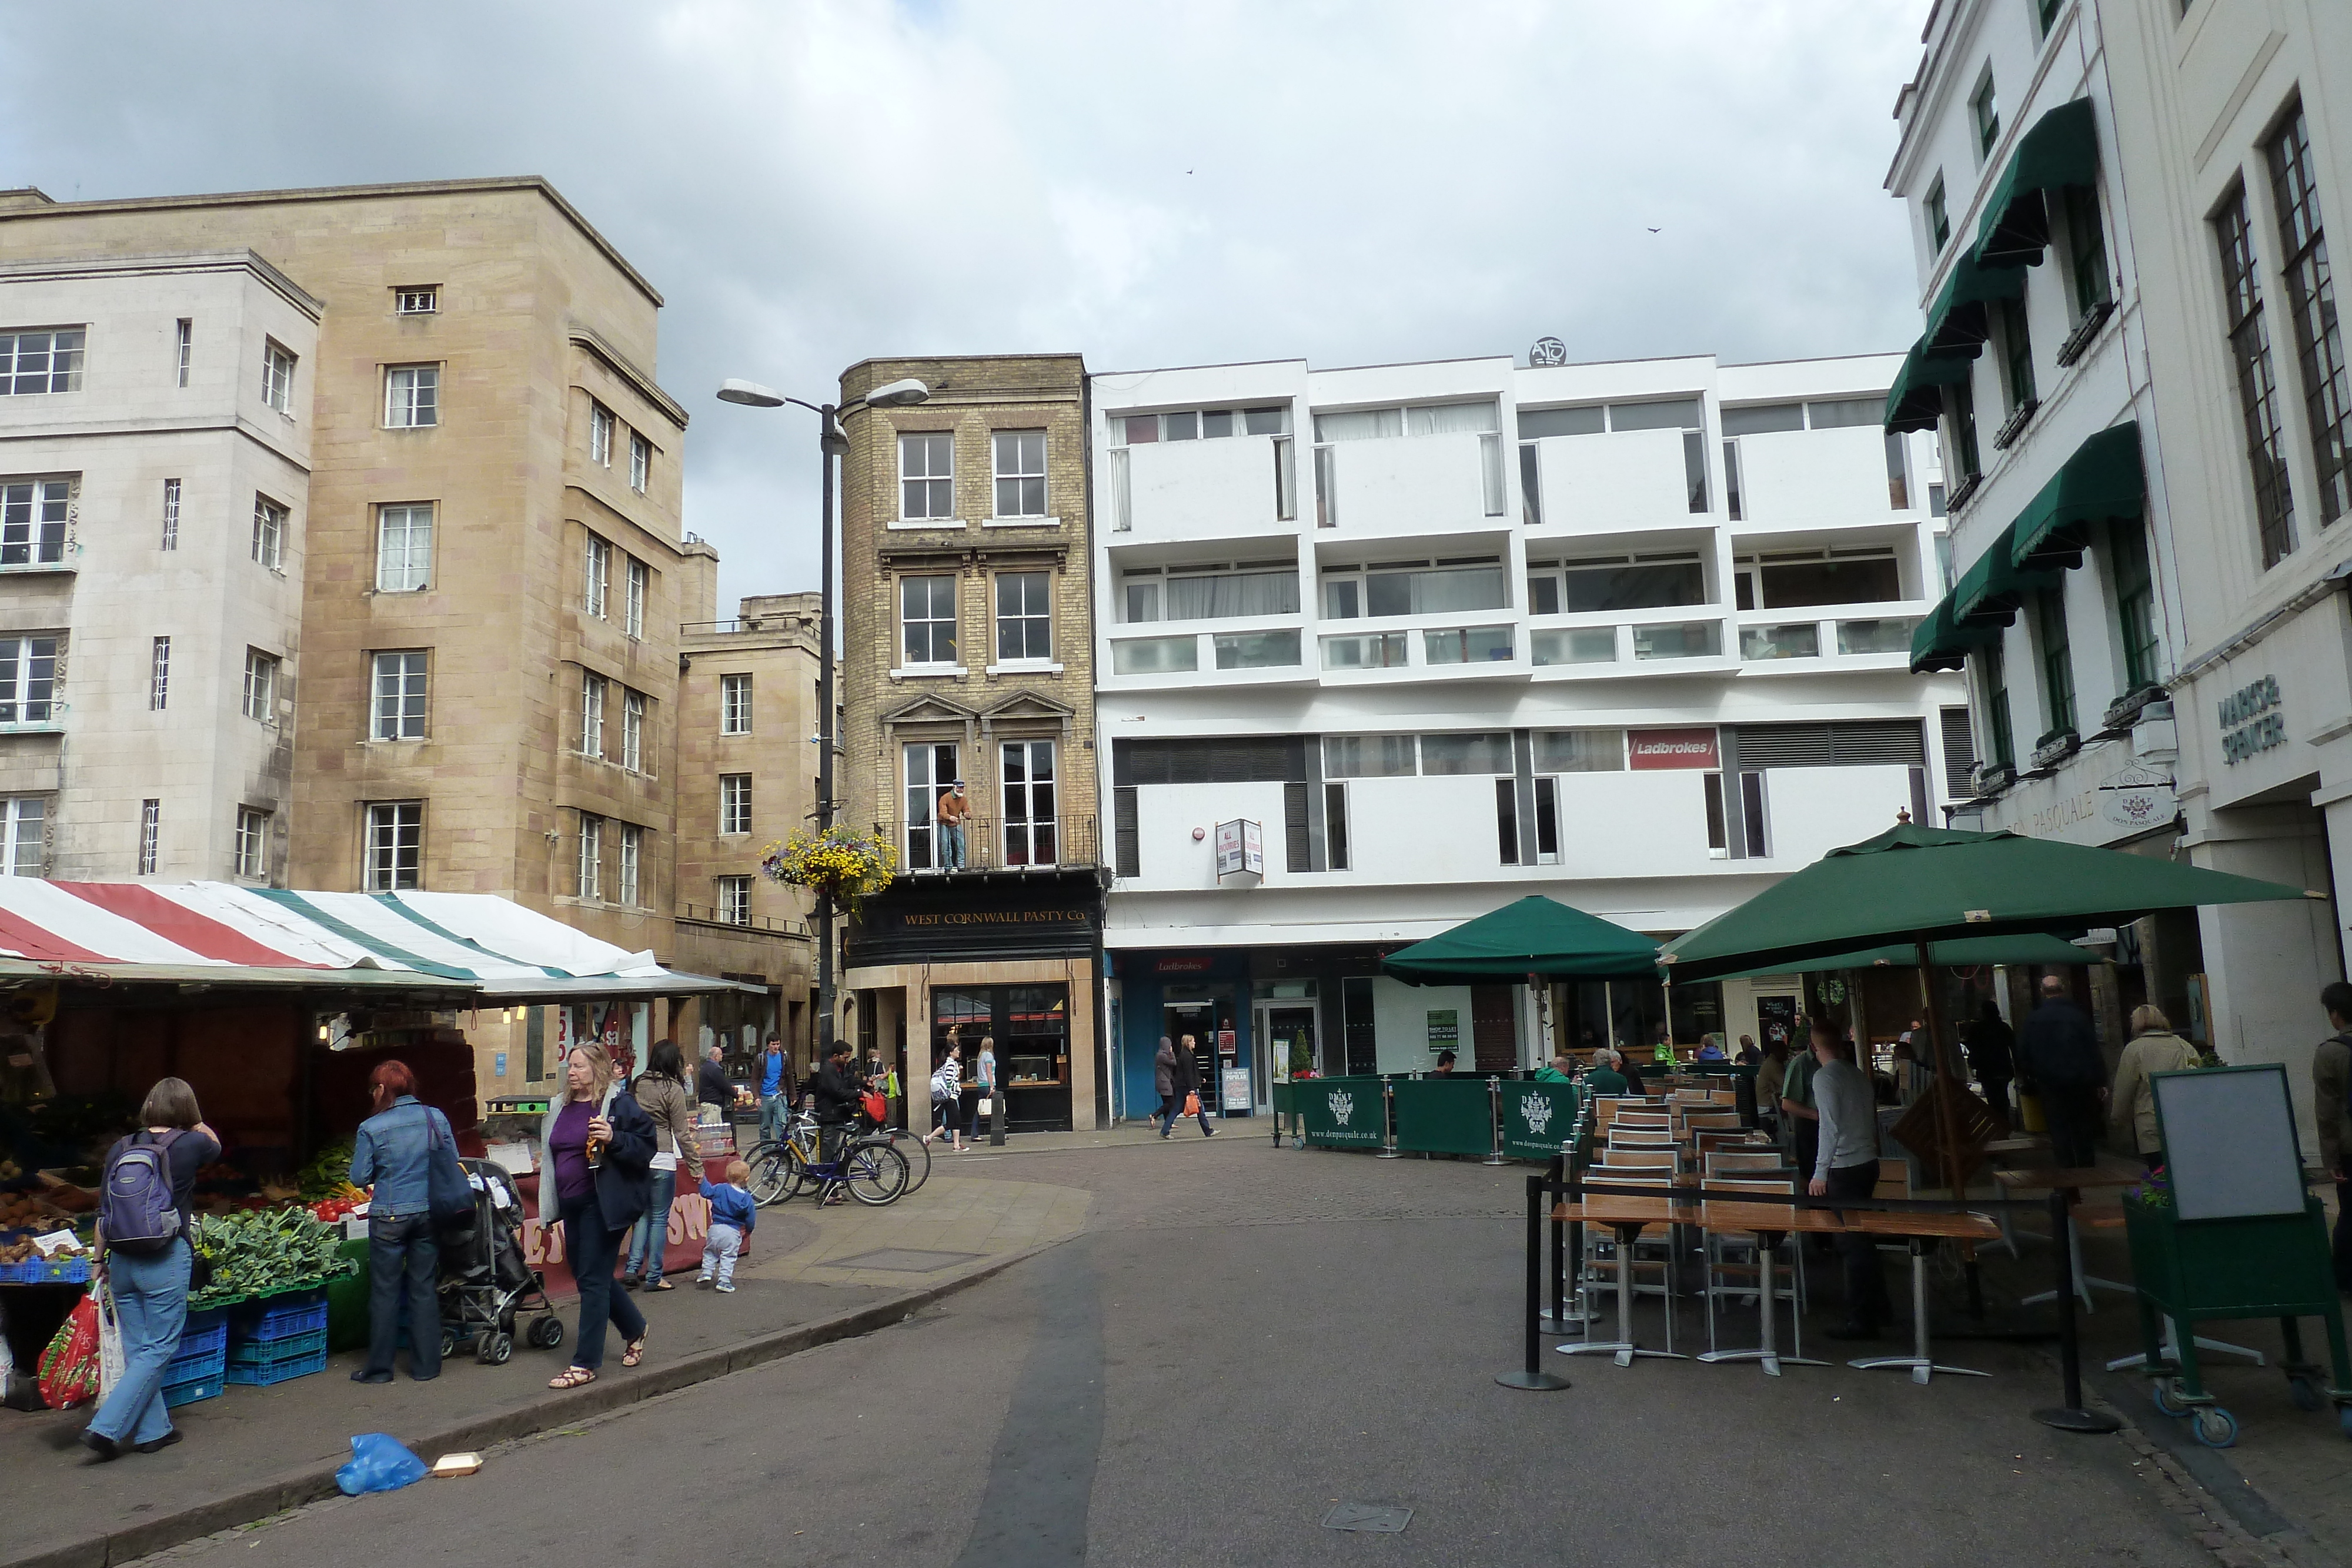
[1001,738,1057,865]
[904,742,957,870]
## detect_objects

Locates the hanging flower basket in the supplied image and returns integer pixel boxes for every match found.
[761,827,897,910]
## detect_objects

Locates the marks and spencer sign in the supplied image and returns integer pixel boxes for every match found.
[2217,676,2284,765]
[1628,727,1719,770]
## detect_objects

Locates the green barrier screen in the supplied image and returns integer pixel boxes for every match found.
[1391,1078,1496,1155]
[1499,1081,1579,1161]
[1295,1075,1388,1148]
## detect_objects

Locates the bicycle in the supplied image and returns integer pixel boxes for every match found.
[745,1111,820,1206]
[795,1127,911,1206]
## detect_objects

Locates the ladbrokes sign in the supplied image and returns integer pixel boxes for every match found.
[1628,727,1719,770]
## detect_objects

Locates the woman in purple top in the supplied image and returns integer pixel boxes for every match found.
[537,1045,655,1389]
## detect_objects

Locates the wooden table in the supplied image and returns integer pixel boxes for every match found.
[1842,1210,2002,1385]
[1994,1167,2141,1312]
[1692,1201,1845,1377]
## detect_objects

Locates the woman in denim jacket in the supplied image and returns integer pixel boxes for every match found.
[349,1060,455,1384]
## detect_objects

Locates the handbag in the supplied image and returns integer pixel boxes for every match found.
[1182,1091,1201,1116]
[424,1109,473,1225]
[860,1091,888,1125]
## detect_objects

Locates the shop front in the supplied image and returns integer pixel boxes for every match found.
[845,868,1106,1135]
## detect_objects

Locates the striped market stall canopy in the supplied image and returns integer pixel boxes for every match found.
[0,880,751,1001]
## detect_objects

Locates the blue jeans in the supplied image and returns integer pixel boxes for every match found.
[561,1195,644,1371]
[1159,1092,1213,1136]
[626,1168,676,1282]
[760,1092,788,1142]
[939,823,965,869]
[365,1212,440,1378]
[89,1240,191,1446]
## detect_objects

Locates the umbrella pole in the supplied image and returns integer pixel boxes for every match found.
[1914,937,1966,1199]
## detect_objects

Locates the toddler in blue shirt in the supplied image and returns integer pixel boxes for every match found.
[697,1160,757,1293]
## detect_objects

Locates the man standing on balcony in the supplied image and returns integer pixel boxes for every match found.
[937,780,969,870]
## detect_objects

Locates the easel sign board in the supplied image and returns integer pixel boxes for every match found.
[2152,1064,2307,1221]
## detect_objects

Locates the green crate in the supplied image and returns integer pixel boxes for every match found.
[2125,1201,2338,1320]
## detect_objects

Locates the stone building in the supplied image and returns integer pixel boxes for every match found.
[834,354,1107,1133]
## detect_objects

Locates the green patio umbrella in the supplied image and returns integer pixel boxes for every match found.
[1689,931,2098,985]
[1384,895,1659,984]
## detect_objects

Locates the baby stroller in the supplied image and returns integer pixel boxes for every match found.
[436,1158,565,1365]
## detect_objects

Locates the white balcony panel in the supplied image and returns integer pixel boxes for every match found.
[1554,772,1719,877]
[1345,775,1507,880]
[1125,436,1288,540]
[1735,425,1890,526]
[1327,431,1492,534]
[1759,763,1916,864]
[1534,429,1691,533]
[1124,780,1290,888]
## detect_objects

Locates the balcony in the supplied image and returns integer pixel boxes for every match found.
[1524,428,1695,535]
[1732,606,1924,671]
[900,814,1100,874]
[1104,624,1309,685]
[1728,425,1900,527]
[1115,436,1297,541]
[1314,431,1505,536]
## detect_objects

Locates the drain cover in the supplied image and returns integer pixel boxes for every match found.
[1322,1503,1412,1534]
[824,1248,983,1273]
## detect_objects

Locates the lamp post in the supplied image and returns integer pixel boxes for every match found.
[716,375,928,1063]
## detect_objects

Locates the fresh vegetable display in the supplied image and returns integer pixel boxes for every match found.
[187,1206,355,1308]
[309,1183,366,1224]
[295,1140,356,1201]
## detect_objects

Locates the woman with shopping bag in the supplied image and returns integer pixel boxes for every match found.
[84,1078,219,1459]
[349,1059,467,1384]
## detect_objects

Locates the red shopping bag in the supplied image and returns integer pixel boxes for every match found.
[1182,1091,1201,1116]
[860,1091,888,1125]
[38,1296,101,1410]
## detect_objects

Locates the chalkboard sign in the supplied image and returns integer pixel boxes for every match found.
[2151,1064,2307,1221]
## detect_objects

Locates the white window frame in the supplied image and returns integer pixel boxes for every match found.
[992,429,1047,518]
[617,823,642,907]
[251,494,286,570]
[622,688,644,772]
[375,503,433,591]
[394,286,437,315]
[584,535,612,617]
[577,812,603,900]
[365,801,422,891]
[0,328,85,396]
[149,636,170,711]
[242,648,278,723]
[625,557,647,638]
[590,401,614,466]
[717,874,752,927]
[629,432,650,494]
[161,478,180,551]
[0,478,70,567]
[898,432,955,520]
[1001,738,1058,867]
[900,573,957,666]
[384,364,439,429]
[903,742,957,869]
[138,799,160,876]
[994,571,1053,663]
[262,340,296,413]
[719,773,752,836]
[0,636,60,725]
[235,807,270,880]
[370,650,429,741]
[0,796,42,877]
[174,319,191,387]
[581,671,607,758]
[720,672,752,735]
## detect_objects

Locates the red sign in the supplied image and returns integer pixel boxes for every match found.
[1628,727,1720,770]
[1156,955,1214,974]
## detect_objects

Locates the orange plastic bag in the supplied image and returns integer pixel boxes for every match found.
[1182,1091,1201,1116]
[38,1296,100,1410]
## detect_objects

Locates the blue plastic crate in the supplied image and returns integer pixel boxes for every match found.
[224,1348,325,1387]
[226,1328,325,1368]
[163,1323,228,1385]
[230,1288,329,1342]
[162,1370,224,1407]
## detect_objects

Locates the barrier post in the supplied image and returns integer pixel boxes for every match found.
[2033,1189,2122,1433]
[1496,1171,1571,1392]
[1482,1076,1509,1166]
[1539,1146,1579,1335]
[1377,1076,1402,1158]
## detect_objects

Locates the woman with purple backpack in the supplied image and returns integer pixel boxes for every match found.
[84,1077,219,1460]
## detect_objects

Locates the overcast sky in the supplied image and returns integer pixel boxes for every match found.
[1,1,1929,609]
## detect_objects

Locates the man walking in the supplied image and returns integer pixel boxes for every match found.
[1964,1001,2016,1135]
[1161,1033,1218,1138]
[2016,974,2108,1169]
[757,1035,788,1143]
[1807,1022,1893,1340]
[937,780,970,870]
[2316,983,2352,1293]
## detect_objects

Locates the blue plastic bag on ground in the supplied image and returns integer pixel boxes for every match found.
[336,1433,429,1496]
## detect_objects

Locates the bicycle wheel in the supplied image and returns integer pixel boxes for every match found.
[892,1128,933,1193]
[749,1143,807,1206]
[841,1141,911,1206]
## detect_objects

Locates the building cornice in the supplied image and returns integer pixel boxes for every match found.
[568,326,687,430]
[0,248,326,319]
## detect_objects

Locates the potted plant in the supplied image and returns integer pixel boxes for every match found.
[761,826,898,911]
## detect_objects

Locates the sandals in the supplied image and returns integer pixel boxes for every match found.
[647,1279,676,1292]
[622,1333,648,1368]
[549,1366,596,1390]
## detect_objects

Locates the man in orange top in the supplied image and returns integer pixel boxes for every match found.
[936,780,968,870]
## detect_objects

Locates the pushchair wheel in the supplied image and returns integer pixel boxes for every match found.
[477,1331,514,1366]
[439,1328,459,1360]
[527,1316,565,1350]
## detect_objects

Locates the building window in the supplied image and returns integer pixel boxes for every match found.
[901,574,957,665]
[626,557,647,638]
[1703,772,1727,854]
[174,319,191,387]
[720,773,751,836]
[720,673,752,734]
[0,327,85,395]
[590,401,613,466]
[2035,590,2076,735]
[375,503,432,591]
[1213,629,1302,670]
[995,571,1052,662]
[1926,176,1950,252]
[2112,520,2159,691]
[1996,295,2036,412]
[603,690,634,774]
[1528,554,1702,615]
[1,479,69,566]
[242,648,278,722]
[617,823,642,906]
[365,802,423,891]
[395,286,437,315]
[161,478,180,550]
[577,813,603,900]
[2215,186,2297,566]
[1003,739,1057,866]
[1946,377,1983,483]
[262,340,296,413]
[384,365,439,429]
[235,807,269,879]
[0,637,59,724]
[1324,558,1508,618]
[138,800,160,876]
[251,494,286,570]
[717,875,752,927]
[580,672,607,758]
[900,432,955,520]
[0,797,42,877]
[2063,186,2112,318]
[1495,778,1520,864]
[149,636,171,711]
[1885,431,1912,509]
[904,743,957,869]
[370,651,429,741]
[2266,106,2352,526]
[1972,72,2000,159]
[2038,0,2066,34]
[1323,781,1350,870]
[629,432,650,494]
[993,430,1047,517]
[1982,640,2016,768]
[584,534,612,617]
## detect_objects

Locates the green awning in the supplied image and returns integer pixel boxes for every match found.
[1907,595,1996,673]
[1685,931,2097,986]
[1923,251,2025,351]
[1973,99,2101,269]
[1383,895,1659,984]
[2009,422,2146,571]
[1884,340,1978,433]
[1952,520,2057,627]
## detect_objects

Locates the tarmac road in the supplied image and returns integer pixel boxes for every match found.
[141,1136,2216,1567]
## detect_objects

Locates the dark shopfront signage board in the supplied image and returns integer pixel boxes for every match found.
[846,874,1104,965]
[2152,1064,2307,1220]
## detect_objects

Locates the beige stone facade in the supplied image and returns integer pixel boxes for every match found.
[836,355,1105,1134]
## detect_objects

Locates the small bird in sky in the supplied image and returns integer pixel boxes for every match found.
[1646,226,1661,233]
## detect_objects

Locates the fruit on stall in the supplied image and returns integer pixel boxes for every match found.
[187,1206,355,1308]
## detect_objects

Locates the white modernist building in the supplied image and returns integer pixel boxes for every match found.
[1088,349,1967,1121]
[0,250,314,882]
[1889,0,2352,1152]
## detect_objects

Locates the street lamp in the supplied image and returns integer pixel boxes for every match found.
[716,374,929,1064]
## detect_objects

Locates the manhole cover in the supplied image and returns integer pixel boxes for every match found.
[825,1248,984,1273]
[1321,1503,1412,1534]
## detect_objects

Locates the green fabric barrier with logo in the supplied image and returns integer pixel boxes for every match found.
[1498,1081,1580,1161]
[1295,1075,1388,1149]
[1390,1077,1497,1156]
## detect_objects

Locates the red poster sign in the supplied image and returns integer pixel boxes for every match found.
[1628,727,1720,770]
[1156,956,1214,974]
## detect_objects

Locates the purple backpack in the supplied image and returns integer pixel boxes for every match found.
[100,1130,185,1255]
